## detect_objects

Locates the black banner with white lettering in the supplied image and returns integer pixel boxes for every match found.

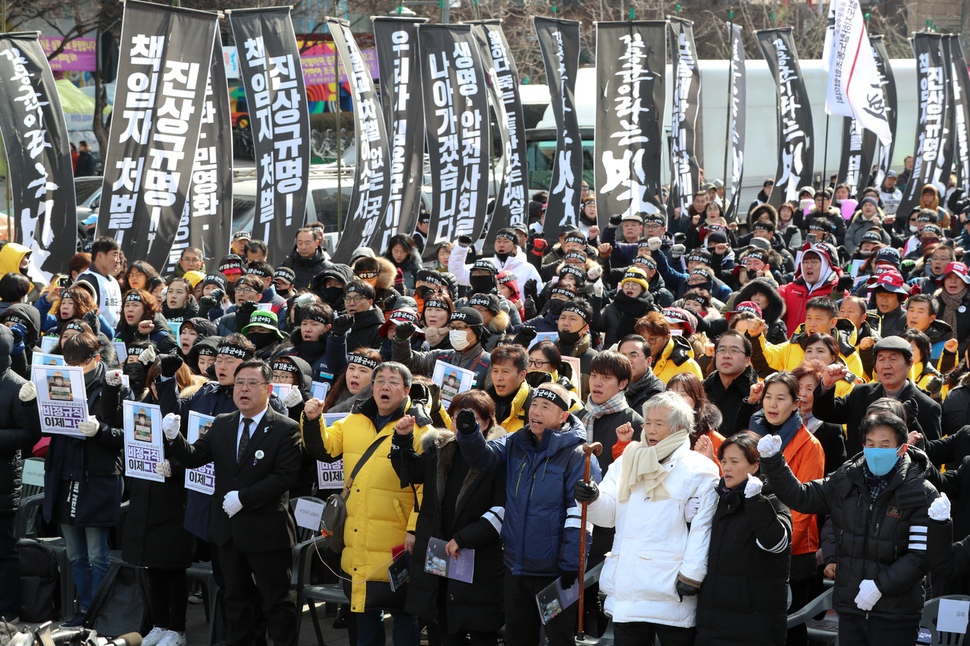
[418,24,491,250]
[229,7,310,265]
[668,17,702,218]
[756,28,813,206]
[594,21,666,229]
[166,42,232,273]
[97,0,217,270]
[0,32,77,281]
[470,20,529,252]
[724,22,746,223]
[837,118,864,193]
[535,17,583,241]
[871,36,897,186]
[373,16,426,254]
[897,33,949,218]
[329,18,393,263]
[946,36,970,192]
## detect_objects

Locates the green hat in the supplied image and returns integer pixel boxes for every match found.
[241,309,285,340]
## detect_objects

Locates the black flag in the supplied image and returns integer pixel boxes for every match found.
[593,21,666,229]
[837,118,865,194]
[534,17,583,241]
[871,36,898,187]
[724,23,746,223]
[946,36,970,193]
[229,7,311,265]
[418,24,491,252]
[97,0,218,270]
[756,28,814,206]
[0,32,77,281]
[668,17,702,218]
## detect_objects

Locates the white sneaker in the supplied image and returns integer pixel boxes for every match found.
[142,627,168,646]
[157,630,186,646]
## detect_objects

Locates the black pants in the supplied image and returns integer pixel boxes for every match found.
[0,514,16,618]
[146,568,188,632]
[613,621,695,646]
[218,540,297,646]
[503,573,575,646]
[838,613,919,646]
[786,552,816,646]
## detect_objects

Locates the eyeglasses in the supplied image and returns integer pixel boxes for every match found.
[715,347,746,356]
[344,295,366,303]
[645,336,666,345]
[528,359,549,368]
[373,379,404,388]
[233,379,267,389]
[236,286,259,296]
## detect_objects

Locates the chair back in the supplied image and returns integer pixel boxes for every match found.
[920,595,970,646]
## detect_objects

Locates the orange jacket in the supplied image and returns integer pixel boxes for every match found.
[784,425,826,556]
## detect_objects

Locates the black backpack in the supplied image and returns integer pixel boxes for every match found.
[83,563,152,638]
[17,539,59,622]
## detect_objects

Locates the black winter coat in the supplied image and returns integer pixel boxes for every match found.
[761,451,937,622]
[926,455,970,594]
[0,326,41,513]
[624,369,664,414]
[389,429,505,634]
[599,292,655,348]
[703,367,759,436]
[695,485,792,646]
[282,248,330,290]
[345,308,384,355]
[943,385,970,437]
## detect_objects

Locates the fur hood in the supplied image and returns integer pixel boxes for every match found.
[736,277,786,326]
[485,309,511,335]
[420,425,507,453]
[374,256,397,291]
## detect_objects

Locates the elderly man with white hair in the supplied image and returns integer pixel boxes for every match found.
[575,391,719,646]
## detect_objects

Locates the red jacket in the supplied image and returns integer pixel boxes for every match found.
[778,274,839,332]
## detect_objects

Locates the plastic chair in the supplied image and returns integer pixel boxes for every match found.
[786,587,838,644]
[186,560,221,646]
[292,534,349,646]
[920,595,970,646]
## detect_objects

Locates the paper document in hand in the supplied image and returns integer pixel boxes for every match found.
[424,537,475,584]
[535,577,580,625]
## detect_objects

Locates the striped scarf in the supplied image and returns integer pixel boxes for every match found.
[581,391,629,442]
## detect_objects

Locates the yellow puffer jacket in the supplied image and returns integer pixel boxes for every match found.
[0,242,30,276]
[653,335,703,384]
[302,397,431,611]
[755,333,864,397]
[486,380,531,434]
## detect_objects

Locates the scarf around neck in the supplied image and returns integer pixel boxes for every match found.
[618,429,689,502]
[581,390,629,442]
[939,288,966,336]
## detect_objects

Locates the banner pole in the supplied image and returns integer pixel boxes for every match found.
[722,17,733,200]
[821,114,830,190]
[336,106,343,235]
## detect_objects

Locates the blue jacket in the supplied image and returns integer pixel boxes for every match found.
[457,414,601,576]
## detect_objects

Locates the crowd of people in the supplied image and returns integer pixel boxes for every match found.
[0,166,969,646]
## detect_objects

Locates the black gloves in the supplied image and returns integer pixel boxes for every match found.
[608,214,622,227]
[524,279,538,300]
[160,354,184,379]
[574,480,599,503]
[676,577,700,601]
[513,325,537,349]
[455,409,480,435]
[903,398,919,423]
[331,313,354,337]
[836,275,855,293]
[239,300,259,315]
[457,235,474,248]
[395,321,416,341]
[208,289,225,304]
[560,570,578,589]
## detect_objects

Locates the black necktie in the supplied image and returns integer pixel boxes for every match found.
[238,418,253,463]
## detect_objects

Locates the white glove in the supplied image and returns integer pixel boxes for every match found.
[744,475,764,498]
[18,382,36,402]
[223,491,243,517]
[671,244,686,258]
[587,264,603,281]
[593,281,604,298]
[105,369,123,387]
[854,579,882,611]
[282,387,303,408]
[757,434,783,458]
[648,236,662,251]
[685,496,700,522]
[138,345,157,365]
[162,413,181,440]
[77,415,100,437]
[929,493,951,522]
[294,293,315,309]
[154,460,172,478]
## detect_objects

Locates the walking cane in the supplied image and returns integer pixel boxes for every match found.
[577,442,602,641]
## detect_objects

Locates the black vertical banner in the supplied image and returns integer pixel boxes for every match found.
[373,16,427,252]
[668,17,702,217]
[470,20,529,252]
[594,21,666,229]
[756,28,814,206]
[167,42,232,273]
[534,17,583,241]
[0,32,77,281]
[724,22,746,223]
[418,24,491,250]
[97,0,218,270]
[837,118,864,193]
[897,33,949,218]
[229,7,310,265]
[946,35,970,192]
[328,18,393,262]
[871,36,897,186]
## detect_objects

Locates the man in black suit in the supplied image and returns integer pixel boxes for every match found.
[813,336,942,451]
[164,359,302,646]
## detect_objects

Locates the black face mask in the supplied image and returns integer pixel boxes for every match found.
[322,286,344,305]
[276,286,292,298]
[250,331,277,350]
[549,299,567,316]
[559,329,583,345]
[470,276,496,294]
[124,362,147,393]
[495,252,510,263]
[526,370,553,388]
[415,285,435,300]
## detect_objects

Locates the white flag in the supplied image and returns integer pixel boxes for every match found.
[822,0,892,147]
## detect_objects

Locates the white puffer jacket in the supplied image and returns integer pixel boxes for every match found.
[588,441,720,627]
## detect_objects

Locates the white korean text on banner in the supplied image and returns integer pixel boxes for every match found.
[837,118,865,193]
[97,1,218,271]
[124,401,164,483]
[470,20,529,251]
[756,29,814,206]
[870,36,898,187]
[32,364,88,438]
[724,23,746,223]
[229,7,311,264]
[317,413,348,490]
[185,411,215,495]
[897,33,950,218]
[418,24,491,251]
[946,36,970,193]
[373,16,427,254]
[594,21,666,229]
[534,17,583,240]
[328,17,393,264]
[668,17,703,219]
[0,33,77,283]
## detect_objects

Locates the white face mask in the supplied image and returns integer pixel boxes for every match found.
[910,225,919,234]
[450,329,471,351]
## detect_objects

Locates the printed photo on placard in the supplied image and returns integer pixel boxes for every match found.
[39,336,58,353]
[185,412,216,495]
[32,364,89,438]
[31,352,66,367]
[123,401,164,483]
[433,361,475,408]
[310,381,330,401]
[317,413,348,490]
